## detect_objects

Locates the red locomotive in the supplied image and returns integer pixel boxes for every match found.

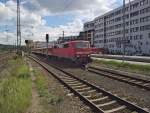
[32,40,103,64]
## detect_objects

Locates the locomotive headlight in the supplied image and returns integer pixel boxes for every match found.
[76,55,80,57]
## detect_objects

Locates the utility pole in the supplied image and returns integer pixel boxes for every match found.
[63,31,64,38]
[122,0,126,62]
[15,40,17,51]
[17,0,21,52]
[5,25,8,43]
[63,31,64,42]
[61,31,64,43]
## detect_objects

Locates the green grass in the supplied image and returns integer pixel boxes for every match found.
[0,57,32,113]
[93,59,150,75]
[34,70,62,105]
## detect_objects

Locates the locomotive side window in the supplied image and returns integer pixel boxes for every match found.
[63,43,69,48]
[75,42,90,48]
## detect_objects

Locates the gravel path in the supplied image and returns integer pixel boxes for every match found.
[26,62,42,113]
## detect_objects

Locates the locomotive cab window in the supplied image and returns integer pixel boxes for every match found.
[63,43,69,48]
[75,42,90,48]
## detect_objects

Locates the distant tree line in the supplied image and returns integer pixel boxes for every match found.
[0,44,15,52]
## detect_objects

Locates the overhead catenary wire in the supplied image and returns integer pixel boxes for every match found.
[62,0,73,12]
[58,0,74,38]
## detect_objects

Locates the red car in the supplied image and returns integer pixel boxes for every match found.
[32,40,102,64]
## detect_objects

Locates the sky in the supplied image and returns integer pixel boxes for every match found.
[0,0,124,45]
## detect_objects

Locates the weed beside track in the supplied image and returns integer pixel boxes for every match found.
[93,59,150,76]
[34,69,63,105]
[0,56,32,113]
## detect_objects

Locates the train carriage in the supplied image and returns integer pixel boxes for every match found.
[32,40,103,64]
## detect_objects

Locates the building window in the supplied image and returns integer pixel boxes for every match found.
[140,35,143,39]
[122,14,129,19]
[140,6,150,14]
[140,16,150,22]
[140,0,149,6]
[125,7,129,12]
[140,25,150,31]
[115,17,121,22]
[126,22,129,26]
[130,19,139,25]
[130,2,139,10]
[130,11,139,17]
[115,9,121,16]
[130,27,139,33]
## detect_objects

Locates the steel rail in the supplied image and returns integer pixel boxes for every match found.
[88,66,150,91]
[29,56,149,113]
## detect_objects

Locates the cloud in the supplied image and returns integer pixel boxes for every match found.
[30,0,119,15]
[0,0,120,45]
[23,0,119,16]
[0,2,15,24]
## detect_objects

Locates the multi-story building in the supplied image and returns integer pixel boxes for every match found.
[89,0,150,55]
[84,21,95,46]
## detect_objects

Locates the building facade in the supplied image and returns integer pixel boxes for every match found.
[91,0,150,55]
[84,21,95,46]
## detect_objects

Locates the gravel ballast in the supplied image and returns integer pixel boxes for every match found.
[65,68,150,111]
[34,55,150,111]
[30,58,94,113]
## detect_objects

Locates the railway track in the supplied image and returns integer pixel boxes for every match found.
[0,53,10,67]
[88,66,150,91]
[0,52,15,68]
[29,56,149,113]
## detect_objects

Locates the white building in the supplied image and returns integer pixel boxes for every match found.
[84,21,95,46]
[86,0,150,55]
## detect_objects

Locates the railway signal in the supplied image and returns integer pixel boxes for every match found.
[25,40,33,54]
[46,34,49,58]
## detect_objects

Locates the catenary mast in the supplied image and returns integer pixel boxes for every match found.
[17,0,21,51]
